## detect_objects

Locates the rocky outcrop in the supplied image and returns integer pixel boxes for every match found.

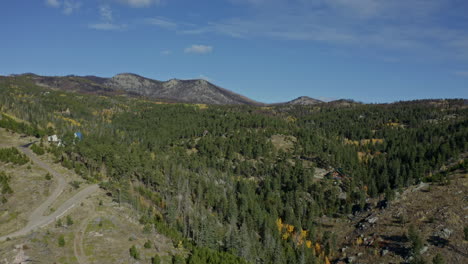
[104,73,262,105]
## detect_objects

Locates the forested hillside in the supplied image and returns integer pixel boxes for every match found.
[0,75,466,263]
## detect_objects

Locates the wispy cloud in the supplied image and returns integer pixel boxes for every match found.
[454,71,468,77]
[45,0,80,15]
[118,0,160,8]
[145,17,177,29]
[89,23,127,31]
[46,0,61,8]
[63,0,81,15]
[176,0,468,61]
[184,45,213,54]
[99,5,113,21]
[89,5,126,31]
[161,50,172,55]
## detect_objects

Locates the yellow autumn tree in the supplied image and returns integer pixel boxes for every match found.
[276,218,283,233]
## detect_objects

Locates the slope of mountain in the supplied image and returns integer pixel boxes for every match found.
[105,73,262,105]
[19,73,262,105]
[282,96,323,105]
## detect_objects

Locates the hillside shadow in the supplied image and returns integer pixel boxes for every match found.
[428,236,448,247]
[381,235,410,258]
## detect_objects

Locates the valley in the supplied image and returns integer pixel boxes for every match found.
[0,74,466,264]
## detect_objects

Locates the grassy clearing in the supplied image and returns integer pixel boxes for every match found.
[270,134,296,152]
[0,161,53,236]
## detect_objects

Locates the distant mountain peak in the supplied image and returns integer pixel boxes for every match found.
[284,96,323,105]
[26,73,262,105]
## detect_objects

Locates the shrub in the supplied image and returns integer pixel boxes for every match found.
[58,235,65,247]
[70,181,81,189]
[152,255,161,264]
[144,240,152,249]
[0,147,29,165]
[31,144,45,155]
[129,245,139,259]
[66,215,73,226]
[172,255,185,264]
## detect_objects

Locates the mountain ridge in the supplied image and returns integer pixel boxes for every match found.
[5,73,329,106]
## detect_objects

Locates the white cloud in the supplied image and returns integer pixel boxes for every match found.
[63,0,81,15]
[46,0,61,8]
[146,17,177,29]
[118,0,160,8]
[176,0,468,62]
[89,5,127,31]
[89,23,127,31]
[161,50,172,55]
[45,0,80,15]
[99,5,113,21]
[184,45,213,54]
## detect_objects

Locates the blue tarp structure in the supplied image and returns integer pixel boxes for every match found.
[74,132,83,140]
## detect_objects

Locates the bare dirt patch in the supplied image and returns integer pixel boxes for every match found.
[270,134,296,152]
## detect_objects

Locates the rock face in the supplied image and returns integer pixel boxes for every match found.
[104,73,261,105]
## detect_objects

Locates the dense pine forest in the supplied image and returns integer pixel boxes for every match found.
[1,75,467,263]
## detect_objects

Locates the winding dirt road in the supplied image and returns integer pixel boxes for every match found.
[0,145,99,242]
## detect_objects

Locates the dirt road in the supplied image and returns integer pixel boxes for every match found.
[73,201,97,264]
[0,146,98,242]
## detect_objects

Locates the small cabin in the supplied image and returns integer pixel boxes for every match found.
[47,134,63,146]
[48,134,59,142]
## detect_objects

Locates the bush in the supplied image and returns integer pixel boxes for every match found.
[172,255,185,264]
[0,171,13,203]
[58,235,65,247]
[66,215,73,226]
[70,181,81,189]
[129,245,139,260]
[152,255,161,264]
[144,240,152,249]
[31,144,45,155]
[0,147,29,165]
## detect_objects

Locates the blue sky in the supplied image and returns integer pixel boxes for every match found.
[1,0,467,103]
